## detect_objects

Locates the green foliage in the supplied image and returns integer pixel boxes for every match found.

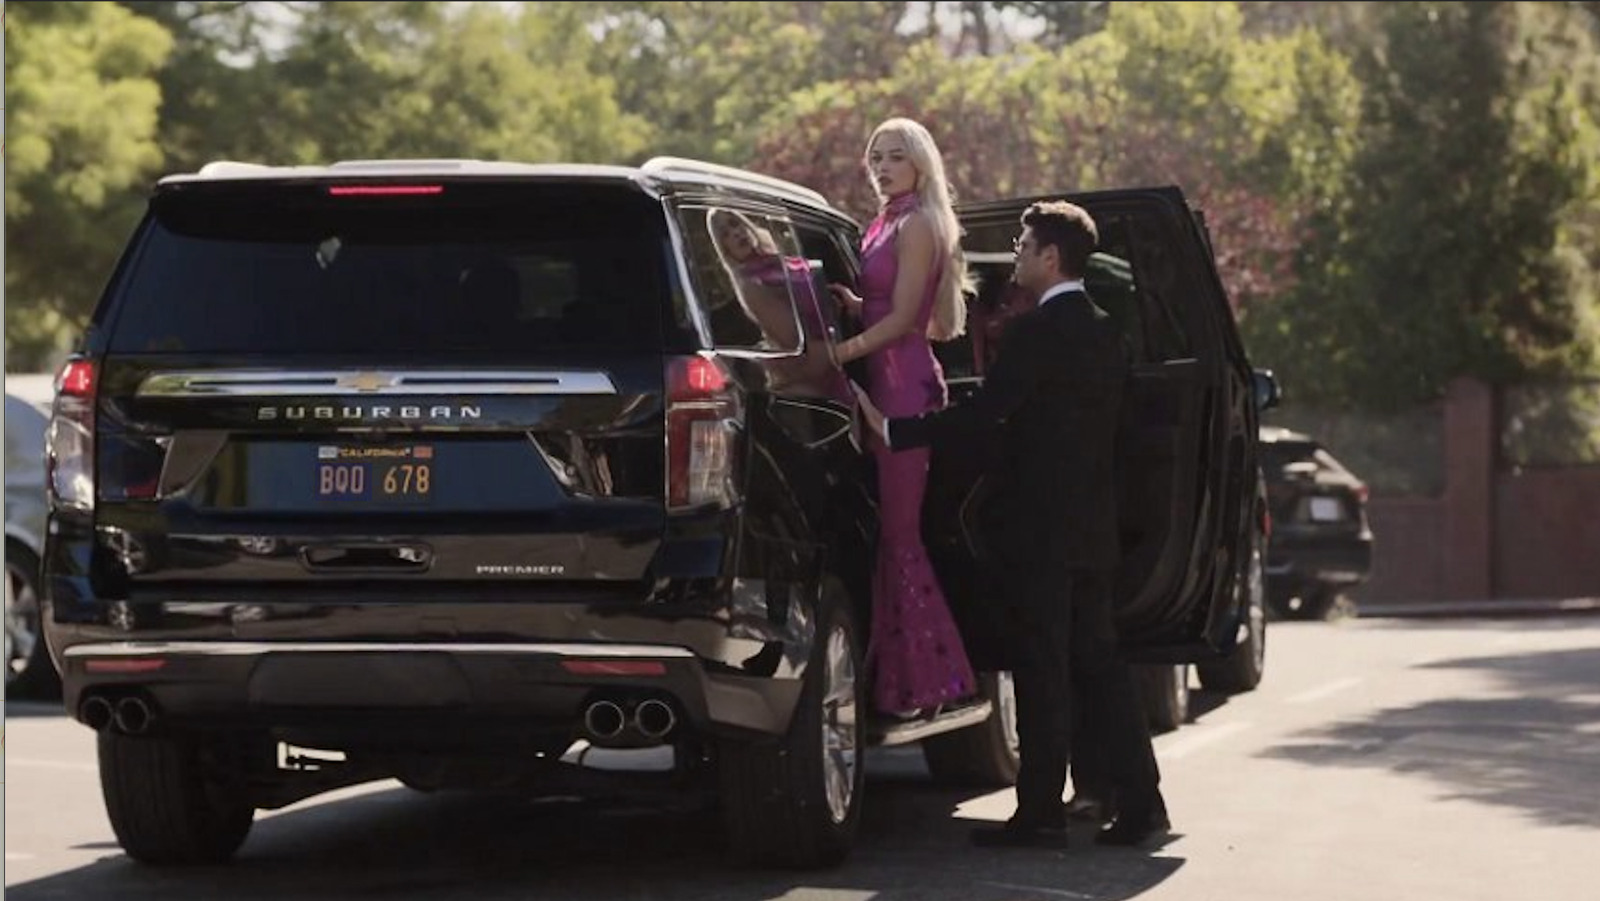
[1249,1,1600,411]
[589,2,915,162]
[4,0,1597,414]
[4,2,174,368]
[752,4,1359,320]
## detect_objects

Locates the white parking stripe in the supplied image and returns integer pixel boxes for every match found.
[1286,677,1364,704]
[1159,721,1251,760]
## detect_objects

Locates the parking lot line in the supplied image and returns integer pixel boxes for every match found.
[1286,676,1363,704]
[1159,721,1252,760]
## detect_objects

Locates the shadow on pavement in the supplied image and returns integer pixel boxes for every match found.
[1260,645,1600,828]
[8,757,1185,901]
[4,700,70,718]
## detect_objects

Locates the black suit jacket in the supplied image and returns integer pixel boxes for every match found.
[888,289,1129,571]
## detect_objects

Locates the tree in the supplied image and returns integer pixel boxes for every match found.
[750,3,1359,322]
[589,2,917,162]
[5,2,174,370]
[989,1,1110,48]
[1253,2,1600,410]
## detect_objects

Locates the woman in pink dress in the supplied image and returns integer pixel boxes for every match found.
[829,118,977,717]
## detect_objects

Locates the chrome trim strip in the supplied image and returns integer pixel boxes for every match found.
[659,200,715,347]
[137,370,617,397]
[65,641,697,658]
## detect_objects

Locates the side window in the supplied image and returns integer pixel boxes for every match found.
[1084,251,1147,363]
[955,253,1032,379]
[1099,216,1192,363]
[677,205,805,353]
[792,222,858,343]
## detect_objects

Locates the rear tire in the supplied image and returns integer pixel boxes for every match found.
[719,582,865,869]
[1198,524,1268,694]
[5,542,59,699]
[921,671,1019,787]
[1138,664,1189,734]
[99,731,256,865]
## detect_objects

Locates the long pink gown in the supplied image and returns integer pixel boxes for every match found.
[858,192,977,714]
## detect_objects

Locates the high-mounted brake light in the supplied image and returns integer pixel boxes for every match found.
[326,185,444,197]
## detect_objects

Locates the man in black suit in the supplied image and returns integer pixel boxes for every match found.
[855,200,1167,848]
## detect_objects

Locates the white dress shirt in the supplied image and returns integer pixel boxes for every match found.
[1037,279,1085,307]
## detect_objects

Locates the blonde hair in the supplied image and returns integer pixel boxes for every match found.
[865,117,971,341]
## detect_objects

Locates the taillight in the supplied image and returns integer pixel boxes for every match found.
[47,359,97,513]
[665,355,739,511]
[1354,483,1370,505]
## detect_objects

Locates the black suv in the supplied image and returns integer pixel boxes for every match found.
[43,158,1274,868]
[1259,426,1374,618]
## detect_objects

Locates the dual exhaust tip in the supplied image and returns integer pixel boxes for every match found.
[79,694,156,735]
[83,692,675,743]
[583,698,676,743]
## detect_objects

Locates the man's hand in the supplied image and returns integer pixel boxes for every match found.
[851,381,887,442]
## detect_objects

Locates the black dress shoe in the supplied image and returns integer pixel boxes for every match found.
[1065,794,1113,824]
[969,820,1069,848]
[1093,808,1171,847]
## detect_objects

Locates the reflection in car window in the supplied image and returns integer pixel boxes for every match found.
[681,207,851,402]
[1098,218,1191,363]
[682,206,804,352]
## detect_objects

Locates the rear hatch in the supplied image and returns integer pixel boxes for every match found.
[89,178,684,602]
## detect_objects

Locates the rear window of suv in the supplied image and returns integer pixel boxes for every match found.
[104,181,675,355]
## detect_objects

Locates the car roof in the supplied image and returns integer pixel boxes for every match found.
[154,156,843,221]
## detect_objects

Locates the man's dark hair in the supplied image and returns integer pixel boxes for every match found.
[1021,201,1098,278]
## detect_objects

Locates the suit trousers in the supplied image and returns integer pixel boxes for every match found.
[1001,565,1162,823]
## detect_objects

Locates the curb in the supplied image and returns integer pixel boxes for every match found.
[1356,597,1600,619]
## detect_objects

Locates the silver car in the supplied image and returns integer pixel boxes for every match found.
[6,373,59,695]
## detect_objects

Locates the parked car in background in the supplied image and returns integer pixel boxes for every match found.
[6,373,60,696]
[1259,426,1374,619]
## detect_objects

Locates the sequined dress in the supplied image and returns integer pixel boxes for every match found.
[858,192,977,714]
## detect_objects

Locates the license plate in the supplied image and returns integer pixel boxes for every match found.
[315,445,435,504]
[1308,496,1344,522]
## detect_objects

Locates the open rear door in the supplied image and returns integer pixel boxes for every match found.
[930,187,1252,665]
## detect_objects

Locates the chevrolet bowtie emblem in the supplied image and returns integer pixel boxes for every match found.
[338,372,396,392]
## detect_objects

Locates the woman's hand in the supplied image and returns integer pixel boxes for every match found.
[829,283,864,321]
[851,381,886,441]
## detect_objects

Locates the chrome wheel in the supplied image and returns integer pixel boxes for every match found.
[1247,539,1267,673]
[819,625,859,824]
[5,555,42,685]
[996,671,1019,757]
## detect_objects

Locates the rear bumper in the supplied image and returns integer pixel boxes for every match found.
[1266,533,1373,596]
[60,639,803,742]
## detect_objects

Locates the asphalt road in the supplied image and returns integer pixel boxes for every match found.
[6,613,1598,900]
